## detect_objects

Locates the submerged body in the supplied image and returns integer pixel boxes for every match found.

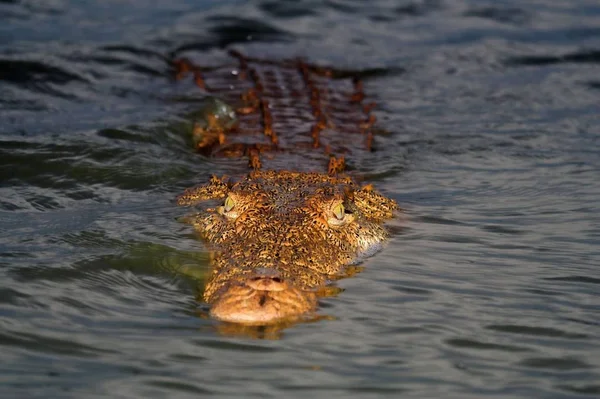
[175,53,397,324]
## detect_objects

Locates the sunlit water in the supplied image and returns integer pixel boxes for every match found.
[1,0,599,397]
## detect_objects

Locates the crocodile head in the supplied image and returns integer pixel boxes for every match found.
[178,170,397,324]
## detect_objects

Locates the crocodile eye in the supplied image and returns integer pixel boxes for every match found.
[332,203,345,220]
[224,196,235,212]
[328,202,354,227]
[218,195,239,219]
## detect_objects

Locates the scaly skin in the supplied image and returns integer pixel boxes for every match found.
[177,170,397,324]
[174,53,398,324]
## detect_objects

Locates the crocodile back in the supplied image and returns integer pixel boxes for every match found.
[174,51,377,173]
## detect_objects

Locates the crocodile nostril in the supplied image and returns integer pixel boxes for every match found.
[249,275,282,283]
[245,274,286,292]
[258,293,267,307]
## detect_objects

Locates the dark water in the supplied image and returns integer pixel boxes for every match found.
[1,0,599,397]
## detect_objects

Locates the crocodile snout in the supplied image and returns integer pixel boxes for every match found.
[209,267,317,324]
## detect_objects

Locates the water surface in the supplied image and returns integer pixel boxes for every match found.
[1,0,599,397]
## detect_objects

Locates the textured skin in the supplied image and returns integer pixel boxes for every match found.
[173,51,378,171]
[175,53,397,324]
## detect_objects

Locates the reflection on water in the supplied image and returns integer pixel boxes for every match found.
[1,0,600,397]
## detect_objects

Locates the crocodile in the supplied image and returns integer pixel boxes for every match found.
[174,51,397,324]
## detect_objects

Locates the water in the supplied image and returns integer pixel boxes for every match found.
[1,0,599,397]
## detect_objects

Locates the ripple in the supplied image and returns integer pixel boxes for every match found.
[96,127,159,144]
[395,0,442,17]
[0,58,89,99]
[586,81,600,90]
[194,339,279,352]
[464,6,530,25]
[414,215,466,226]
[144,379,213,395]
[480,225,526,235]
[85,55,165,77]
[505,50,600,67]
[544,275,600,285]
[519,357,592,370]
[100,45,168,59]
[557,384,600,395]
[565,317,600,328]
[174,16,293,55]
[0,287,30,306]
[259,0,318,19]
[390,285,431,295]
[486,324,588,339]
[0,59,88,85]
[445,338,531,352]
[0,329,116,357]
